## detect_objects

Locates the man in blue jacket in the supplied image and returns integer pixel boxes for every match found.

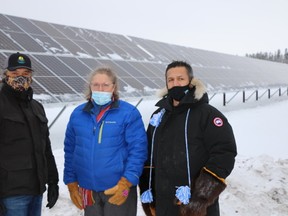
[64,66,148,216]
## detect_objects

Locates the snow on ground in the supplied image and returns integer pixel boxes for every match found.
[42,96,288,216]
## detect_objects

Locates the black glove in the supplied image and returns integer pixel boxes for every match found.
[46,183,59,209]
[0,200,6,216]
[179,168,226,216]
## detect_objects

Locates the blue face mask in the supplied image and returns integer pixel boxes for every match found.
[92,91,112,105]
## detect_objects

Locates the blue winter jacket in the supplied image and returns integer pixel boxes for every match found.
[63,100,148,191]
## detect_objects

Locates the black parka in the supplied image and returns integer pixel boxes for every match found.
[0,83,59,198]
[140,79,237,216]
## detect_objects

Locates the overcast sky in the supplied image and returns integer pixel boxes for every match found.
[1,0,287,56]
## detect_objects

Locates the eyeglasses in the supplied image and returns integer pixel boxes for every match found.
[90,82,114,90]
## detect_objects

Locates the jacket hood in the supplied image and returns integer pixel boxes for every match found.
[158,78,207,100]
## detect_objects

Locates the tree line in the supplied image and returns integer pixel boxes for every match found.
[246,48,288,64]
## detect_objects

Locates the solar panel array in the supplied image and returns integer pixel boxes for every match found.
[1,13,288,102]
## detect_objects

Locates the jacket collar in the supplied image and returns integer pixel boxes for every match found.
[83,99,120,113]
[155,78,208,111]
[1,82,33,102]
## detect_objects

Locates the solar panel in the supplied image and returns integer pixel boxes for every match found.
[0,31,23,50]
[52,24,84,41]
[29,55,56,76]
[34,55,80,77]
[8,15,47,35]
[73,41,106,57]
[30,79,47,94]
[35,77,75,94]
[52,37,85,55]
[30,20,67,38]
[0,52,7,69]
[8,32,46,52]
[0,14,22,32]
[78,58,101,70]
[1,13,288,103]
[62,77,87,93]
[58,57,92,76]
[33,35,67,54]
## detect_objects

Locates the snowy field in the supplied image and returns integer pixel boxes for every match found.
[41,95,288,216]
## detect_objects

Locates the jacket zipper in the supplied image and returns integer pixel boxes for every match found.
[98,121,104,144]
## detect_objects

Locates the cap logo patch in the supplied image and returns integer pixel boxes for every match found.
[18,56,26,64]
[213,117,223,127]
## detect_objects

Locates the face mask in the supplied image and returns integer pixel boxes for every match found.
[168,85,190,101]
[5,75,32,91]
[92,91,112,105]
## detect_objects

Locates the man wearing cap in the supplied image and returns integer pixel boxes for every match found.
[0,52,59,216]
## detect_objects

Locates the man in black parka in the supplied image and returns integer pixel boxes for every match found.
[139,61,237,216]
[0,52,59,216]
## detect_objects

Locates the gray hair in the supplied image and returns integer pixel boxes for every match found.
[84,66,119,101]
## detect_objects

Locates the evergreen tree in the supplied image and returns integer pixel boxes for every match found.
[246,48,288,64]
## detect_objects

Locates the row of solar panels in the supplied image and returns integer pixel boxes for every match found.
[1,13,288,102]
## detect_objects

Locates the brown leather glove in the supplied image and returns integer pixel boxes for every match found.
[142,203,156,216]
[104,177,132,205]
[179,168,226,216]
[67,182,83,210]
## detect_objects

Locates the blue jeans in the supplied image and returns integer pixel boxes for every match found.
[1,195,43,216]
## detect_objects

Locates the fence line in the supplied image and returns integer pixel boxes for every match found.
[209,87,288,106]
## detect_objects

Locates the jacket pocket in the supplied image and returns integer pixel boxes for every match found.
[35,114,48,124]
[3,113,26,125]
[0,156,34,194]
[2,114,26,143]
[0,156,33,171]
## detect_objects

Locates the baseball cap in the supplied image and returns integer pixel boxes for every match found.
[6,52,33,71]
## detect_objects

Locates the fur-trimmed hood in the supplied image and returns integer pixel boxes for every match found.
[157,78,207,101]
[154,78,208,111]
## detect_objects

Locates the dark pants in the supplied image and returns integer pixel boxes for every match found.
[84,186,137,216]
